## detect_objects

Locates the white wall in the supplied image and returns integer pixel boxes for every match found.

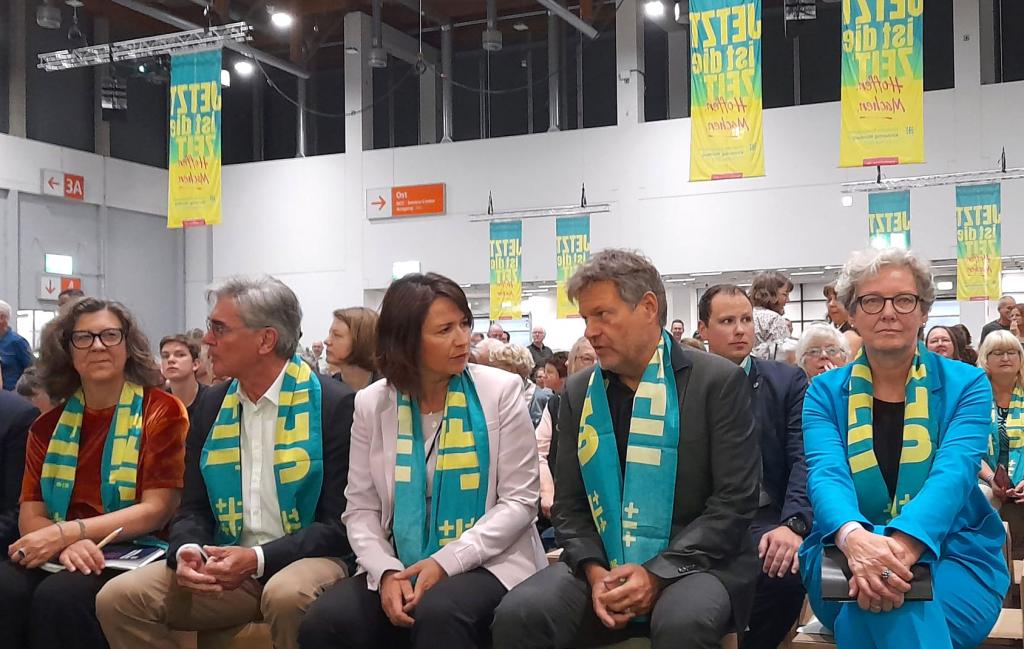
[189,77,1024,347]
[0,133,182,345]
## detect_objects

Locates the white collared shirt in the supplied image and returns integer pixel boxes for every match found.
[177,362,289,578]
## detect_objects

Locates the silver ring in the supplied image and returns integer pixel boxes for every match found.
[881,568,892,581]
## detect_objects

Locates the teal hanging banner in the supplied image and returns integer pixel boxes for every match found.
[868,191,910,249]
[956,184,1002,302]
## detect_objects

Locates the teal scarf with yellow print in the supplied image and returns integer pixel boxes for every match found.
[200,355,323,544]
[577,331,679,567]
[847,343,938,525]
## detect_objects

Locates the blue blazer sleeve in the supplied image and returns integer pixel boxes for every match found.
[887,370,992,561]
[781,369,811,526]
[803,375,872,541]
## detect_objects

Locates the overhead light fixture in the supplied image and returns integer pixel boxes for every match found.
[937,280,954,291]
[673,1,689,24]
[841,194,853,207]
[37,1,62,29]
[220,68,231,87]
[344,46,359,55]
[513,22,528,31]
[270,11,293,29]
[690,271,722,277]
[644,0,665,18]
[234,59,254,76]
[791,270,824,276]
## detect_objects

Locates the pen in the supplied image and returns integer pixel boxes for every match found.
[96,527,124,550]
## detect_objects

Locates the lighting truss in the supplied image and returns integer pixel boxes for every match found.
[38,22,252,72]
[469,203,611,223]
[840,166,1024,193]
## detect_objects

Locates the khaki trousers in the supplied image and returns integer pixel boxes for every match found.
[96,558,347,649]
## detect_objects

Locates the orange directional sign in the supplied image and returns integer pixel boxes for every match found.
[39,275,82,301]
[366,184,446,220]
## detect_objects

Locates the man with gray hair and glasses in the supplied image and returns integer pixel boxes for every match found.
[97,275,356,649]
[494,249,760,649]
[0,299,34,391]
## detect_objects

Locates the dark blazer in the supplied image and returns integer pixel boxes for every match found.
[748,358,811,528]
[0,392,38,547]
[553,341,761,629]
[167,373,355,580]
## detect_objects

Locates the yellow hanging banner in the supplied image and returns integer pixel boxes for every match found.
[490,221,522,321]
[689,0,764,181]
[839,0,924,167]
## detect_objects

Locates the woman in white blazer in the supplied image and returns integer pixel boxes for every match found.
[299,272,545,649]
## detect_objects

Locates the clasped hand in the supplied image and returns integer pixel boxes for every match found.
[843,529,922,613]
[8,524,66,569]
[175,546,258,594]
[585,563,662,630]
[379,558,448,628]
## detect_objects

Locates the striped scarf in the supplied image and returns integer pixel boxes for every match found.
[40,382,145,522]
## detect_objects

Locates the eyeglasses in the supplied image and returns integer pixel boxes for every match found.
[855,294,920,315]
[803,346,845,359]
[69,328,124,350]
[206,318,244,338]
[988,350,1021,360]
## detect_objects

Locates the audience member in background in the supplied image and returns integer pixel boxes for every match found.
[491,342,554,427]
[325,307,380,391]
[310,340,325,372]
[531,365,547,390]
[488,323,505,340]
[824,281,863,357]
[780,337,800,366]
[566,336,597,375]
[159,334,207,420]
[494,249,759,649]
[1,297,186,649]
[0,378,38,550]
[952,325,978,366]
[670,319,686,342]
[981,295,1016,343]
[680,337,705,351]
[471,332,485,345]
[501,331,511,343]
[1010,305,1024,343]
[97,276,355,649]
[15,367,56,413]
[536,351,570,520]
[529,326,554,368]
[471,337,504,366]
[796,323,852,380]
[976,331,1024,553]
[57,288,86,313]
[299,272,544,649]
[750,271,794,360]
[698,284,810,649]
[0,299,34,391]
[799,247,1007,648]
[925,325,964,362]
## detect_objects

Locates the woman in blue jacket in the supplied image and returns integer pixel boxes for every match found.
[799,247,1008,649]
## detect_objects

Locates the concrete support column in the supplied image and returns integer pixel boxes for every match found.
[344,11,373,152]
[615,0,644,125]
[666,28,689,119]
[8,0,27,137]
[93,17,111,157]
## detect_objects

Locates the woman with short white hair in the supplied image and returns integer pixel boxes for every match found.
[490,343,553,427]
[796,322,852,379]
[799,247,1007,648]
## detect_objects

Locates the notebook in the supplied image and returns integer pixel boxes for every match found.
[41,543,165,573]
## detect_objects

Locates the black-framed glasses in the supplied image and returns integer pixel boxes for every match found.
[988,349,1021,360]
[855,294,920,315]
[69,328,124,350]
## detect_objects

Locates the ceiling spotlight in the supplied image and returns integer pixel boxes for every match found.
[674,1,690,24]
[220,69,231,87]
[841,194,853,207]
[270,11,293,29]
[344,46,359,55]
[37,0,61,29]
[512,22,528,31]
[137,63,146,73]
[644,0,665,18]
[234,60,254,76]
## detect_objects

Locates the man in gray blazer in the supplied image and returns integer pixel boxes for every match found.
[493,249,760,649]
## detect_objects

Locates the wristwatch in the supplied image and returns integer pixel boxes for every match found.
[782,516,809,538]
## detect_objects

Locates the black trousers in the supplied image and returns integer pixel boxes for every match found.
[740,509,807,649]
[491,562,732,649]
[0,558,117,649]
[299,568,507,649]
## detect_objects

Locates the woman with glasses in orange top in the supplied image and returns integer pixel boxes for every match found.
[0,298,187,649]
